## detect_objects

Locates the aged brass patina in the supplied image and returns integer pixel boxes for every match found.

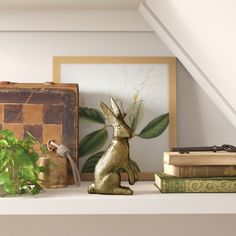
[88,98,138,195]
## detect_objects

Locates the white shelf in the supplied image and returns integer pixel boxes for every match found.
[0,181,236,215]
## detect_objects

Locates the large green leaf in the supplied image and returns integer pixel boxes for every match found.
[79,107,105,124]
[81,151,105,173]
[138,113,169,139]
[79,128,108,157]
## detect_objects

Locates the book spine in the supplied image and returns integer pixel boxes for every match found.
[163,152,236,166]
[178,166,236,177]
[161,178,236,193]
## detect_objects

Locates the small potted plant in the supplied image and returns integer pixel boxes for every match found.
[0,129,44,196]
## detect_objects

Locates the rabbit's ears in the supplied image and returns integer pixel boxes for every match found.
[100,98,124,125]
[110,98,123,120]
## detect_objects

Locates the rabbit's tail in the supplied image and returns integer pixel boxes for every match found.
[88,183,96,194]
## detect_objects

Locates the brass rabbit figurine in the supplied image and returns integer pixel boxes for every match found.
[88,98,138,195]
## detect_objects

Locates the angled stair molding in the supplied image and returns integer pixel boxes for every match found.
[139,2,236,128]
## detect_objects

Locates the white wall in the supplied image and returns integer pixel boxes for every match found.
[0,32,168,82]
[0,31,235,145]
[177,59,236,145]
[0,9,152,31]
[141,0,236,128]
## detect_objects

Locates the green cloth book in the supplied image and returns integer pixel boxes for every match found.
[155,172,236,193]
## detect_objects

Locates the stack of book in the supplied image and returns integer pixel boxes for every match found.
[155,152,236,193]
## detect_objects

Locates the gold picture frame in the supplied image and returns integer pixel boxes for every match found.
[53,56,176,180]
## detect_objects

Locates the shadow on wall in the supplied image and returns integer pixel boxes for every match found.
[176,59,236,146]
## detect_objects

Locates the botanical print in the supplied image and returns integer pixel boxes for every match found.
[61,63,169,172]
[79,101,168,173]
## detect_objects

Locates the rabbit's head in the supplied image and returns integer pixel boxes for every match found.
[100,98,132,138]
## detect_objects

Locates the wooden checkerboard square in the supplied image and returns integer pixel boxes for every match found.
[3,123,24,140]
[23,104,43,125]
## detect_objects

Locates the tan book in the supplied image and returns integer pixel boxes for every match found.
[164,163,236,177]
[164,152,236,166]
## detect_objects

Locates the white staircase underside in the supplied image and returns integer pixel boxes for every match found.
[139,0,236,127]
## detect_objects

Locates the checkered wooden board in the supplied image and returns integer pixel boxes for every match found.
[0,83,79,178]
[0,103,65,150]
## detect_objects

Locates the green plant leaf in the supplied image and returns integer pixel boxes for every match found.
[40,145,47,157]
[0,140,9,147]
[0,129,14,137]
[14,151,33,167]
[79,107,105,124]
[0,172,10,185]
[126,100,144,133]
[20,167,35,181]
[39,166,48,174]
[0,129,44,195]
[25,131,37,143]
[138,113,169,139]
[3,180,15,194]
[30,187,41,195]
[30,183,43,195]
[0,156,9,172]
[81,151,105,173]
[29,151,40,163]
[79,128,108,157]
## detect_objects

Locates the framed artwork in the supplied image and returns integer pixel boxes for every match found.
[53,57,176,180]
